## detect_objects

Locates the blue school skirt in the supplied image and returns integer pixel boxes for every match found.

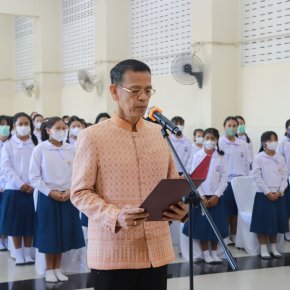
[0,189,35,236]
[223,182,238,216]
[34,192,85,254]
[182,196,229,241]
[284,182,290,217]
[80,213,88,227]
[250,192,289,235]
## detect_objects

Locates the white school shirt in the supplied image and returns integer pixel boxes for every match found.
[29,140,75,196]
[251,151,288,195]
[33,129,42,144]
[192,143,203,156]
[68,137,77,147]
[191,149,227,197]
[277,136,290,177]
[219,135,250,182]
[170,134,193,173]
[1,135,35,190]
[237,134,254,165]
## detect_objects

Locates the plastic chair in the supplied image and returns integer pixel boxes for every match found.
[232,176,284,255]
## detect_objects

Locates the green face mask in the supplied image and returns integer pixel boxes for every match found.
[237,125,246,134]
[225,127,237,137]
[0,125,10,137]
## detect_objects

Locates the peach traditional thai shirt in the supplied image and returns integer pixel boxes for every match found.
[70,113,179,270]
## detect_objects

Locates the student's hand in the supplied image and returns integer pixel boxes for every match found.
[20,184,30,192]
[267,192,278,201]
[201,197,209,208]
[26,185,34,194]
[117,205,149,229]
[163,201,188,221]
[49,190,66,202]
[207,195,219,208]
[62,191,70,202]
[274,192,282,199]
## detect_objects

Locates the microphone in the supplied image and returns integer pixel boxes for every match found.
[147,106,182,136]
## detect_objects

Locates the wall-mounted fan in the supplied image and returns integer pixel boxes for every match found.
[78,69,103,96]
[21,80,39,98]
[171,53,203,88]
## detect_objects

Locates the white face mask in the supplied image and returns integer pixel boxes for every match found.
[51,130,66,142]
[195,137,204,144]
[203,140,216,150]
[266,141,278,151]
[16,126,31,137]
[177,125,184,132]
[34,121,42,129]
[70,127,82,137]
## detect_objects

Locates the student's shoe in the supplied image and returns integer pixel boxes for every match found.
[15,248,26,266]
[211,251,223,264]
[54,269,68,282]
[0,240,7,251]
[271,244,282,258]
[203,251,215,264]
[24,247,35,265]
[45,270,58,283]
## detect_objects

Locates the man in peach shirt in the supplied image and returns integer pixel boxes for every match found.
[70,59,188,290]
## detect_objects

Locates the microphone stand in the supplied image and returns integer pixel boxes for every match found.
[160,126,238,290]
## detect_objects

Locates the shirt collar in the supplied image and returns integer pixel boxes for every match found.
[111,112,145,132]
[11,134,33,146]
[42,140,72,150]
[221,135,239,145]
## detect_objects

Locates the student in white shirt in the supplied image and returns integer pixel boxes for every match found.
[0,112,38,265]
[0,115,11,251]
[170,116,193,175]
[67,116,83,147]
[183,128,228,264]
[250,131,289,259]
[32,114,44,144]
[219,116,250,245]
[192,129,204,156]
[29,117,85,283]
[277,119,290,239]
[235,115,254,166]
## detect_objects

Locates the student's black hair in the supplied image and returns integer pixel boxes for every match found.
[62,115,69,120]
[284,119,290,136]
[110,59,151,84]
[95,112,111,124]
[235,115,251,143]
[171,116,184,125]
[31,111,38,117]
[258,131,278,152]
[193,128,204,136]
[67,115,82,128]
[41,117,64,141]
[9,112,38,146]
[203,128,224,156]
[0,115,12,126]
[223,116,239,127]
[32,113,44,122]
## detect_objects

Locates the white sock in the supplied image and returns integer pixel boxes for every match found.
[24,247,34,264]
[260,244,270,258]
[54,269,68,281]
[230,234,236,244]
[203,250,214,264]
[211,250,222,262]
[15,248,25,265]
[271,243,282,257]
[45,270,57,283]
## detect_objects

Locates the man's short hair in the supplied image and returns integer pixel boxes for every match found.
[110,59,151,84]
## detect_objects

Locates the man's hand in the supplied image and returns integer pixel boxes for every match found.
[163,201,188,221]
[117,205,149,229]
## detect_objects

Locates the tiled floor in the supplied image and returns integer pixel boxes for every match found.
[1,242,290,290]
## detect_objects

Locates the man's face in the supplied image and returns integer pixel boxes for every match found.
[110,70,152,121]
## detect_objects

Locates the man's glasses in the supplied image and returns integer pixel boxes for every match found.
[116,84,156,97]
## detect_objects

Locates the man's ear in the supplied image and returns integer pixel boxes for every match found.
[110,84,119,102]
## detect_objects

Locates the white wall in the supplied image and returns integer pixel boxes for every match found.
[0,14,13,115]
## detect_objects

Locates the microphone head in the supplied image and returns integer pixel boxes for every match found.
[146,106,163,122]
